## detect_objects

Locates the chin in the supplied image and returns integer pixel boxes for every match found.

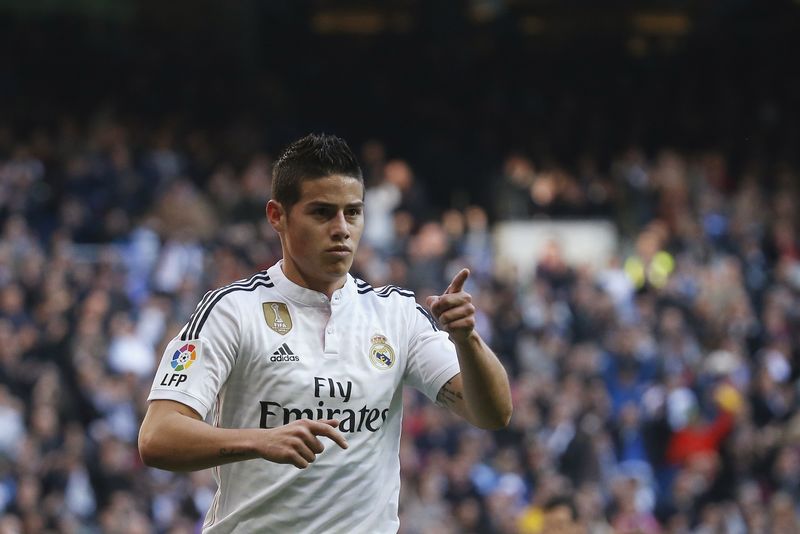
[324,261,352,277]
[327,266,350,278]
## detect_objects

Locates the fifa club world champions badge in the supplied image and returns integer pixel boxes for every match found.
[369,334,395,370]
[263,302,293,335]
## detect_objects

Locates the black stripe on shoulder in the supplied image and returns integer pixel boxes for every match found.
[355,277,373,294]
[180,289,215,340]
[191,279,274,339]
[416,305,439,331]
[375,285,415,298]
[355,282,415,298]
[181,271,271,340]
[182,271,270,340]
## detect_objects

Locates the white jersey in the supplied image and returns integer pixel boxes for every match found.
[147,261,460,533]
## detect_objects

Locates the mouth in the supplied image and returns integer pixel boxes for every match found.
[326,246,352,256]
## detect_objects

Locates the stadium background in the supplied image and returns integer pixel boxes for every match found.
[1,0,799,532]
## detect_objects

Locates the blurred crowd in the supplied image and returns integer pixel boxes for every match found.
[0,118,799,534]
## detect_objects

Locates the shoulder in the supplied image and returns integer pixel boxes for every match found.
[203,270,276,307]
[180,270,274,340]
[353,277,416,301]
[352,277,438,331]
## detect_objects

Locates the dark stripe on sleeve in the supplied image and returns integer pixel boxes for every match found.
[191,280,274,339]
[180,289,215,340]
[357,285,415,298]
[182,273,270,340]
[377,286,415,298]
[180,272,270,340]
[378,285,414,295]
[416,305,439,331]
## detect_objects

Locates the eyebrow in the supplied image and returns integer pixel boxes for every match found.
[305,201,364,209]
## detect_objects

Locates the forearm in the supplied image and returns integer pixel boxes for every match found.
[139,407,261,471]
[452,331,512,429]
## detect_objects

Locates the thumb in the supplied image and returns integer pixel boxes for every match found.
[445,268,470,294]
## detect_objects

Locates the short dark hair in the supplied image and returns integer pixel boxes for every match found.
[272,133,363,209]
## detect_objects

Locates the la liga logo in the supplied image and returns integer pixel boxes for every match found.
[171,343,197,372]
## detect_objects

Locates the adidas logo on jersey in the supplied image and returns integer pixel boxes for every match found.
[270,343,299,362]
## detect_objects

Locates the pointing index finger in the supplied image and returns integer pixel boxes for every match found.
[445,268,470,295]
[311,420,349,449]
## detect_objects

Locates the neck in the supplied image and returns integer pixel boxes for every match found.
[280,260,346,299]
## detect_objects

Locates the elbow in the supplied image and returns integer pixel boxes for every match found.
[492,403,513,430]
[138,425,172,470]
[137,428,159,468]
[500,403,513,428]
[476,403,513,431]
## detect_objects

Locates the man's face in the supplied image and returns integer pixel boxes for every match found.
[269,175,364,292]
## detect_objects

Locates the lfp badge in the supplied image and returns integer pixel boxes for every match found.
[369,334,395,370]
[171,343,197,372]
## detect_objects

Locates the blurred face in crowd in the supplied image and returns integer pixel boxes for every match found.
[268,175,364,296]
[543,504,584,534]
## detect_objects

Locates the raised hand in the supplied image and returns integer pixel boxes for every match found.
[426,268,475,344]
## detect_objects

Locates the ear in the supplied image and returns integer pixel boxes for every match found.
[266,200,286,233]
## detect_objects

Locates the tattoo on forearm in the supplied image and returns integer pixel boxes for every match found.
[219,448,247,459]
[437,377,463,407]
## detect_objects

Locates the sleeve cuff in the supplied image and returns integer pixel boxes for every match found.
[148,389,211,420]
[423,362,461,404]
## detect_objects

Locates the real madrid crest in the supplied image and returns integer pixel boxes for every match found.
[369,334,395,370]
[262,302,293,335]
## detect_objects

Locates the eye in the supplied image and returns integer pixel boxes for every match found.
[346,208,362,217]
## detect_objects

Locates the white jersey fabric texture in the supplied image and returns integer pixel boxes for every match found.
[147,261,461,533]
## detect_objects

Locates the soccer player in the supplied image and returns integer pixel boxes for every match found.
[138,134,512,533]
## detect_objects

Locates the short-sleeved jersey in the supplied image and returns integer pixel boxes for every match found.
[147,261,460,533]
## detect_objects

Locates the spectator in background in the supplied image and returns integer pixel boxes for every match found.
[384,159,433,222]
[493,154,536,220]
[541,494,585,534]
[363,161,402,253]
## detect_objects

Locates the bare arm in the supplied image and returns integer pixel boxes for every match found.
[138,400,348,471]
[436,339,511,429]
[428,269,513,430]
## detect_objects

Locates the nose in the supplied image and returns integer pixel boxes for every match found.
[330,211,350,240]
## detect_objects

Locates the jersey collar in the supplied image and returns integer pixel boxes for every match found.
[268,261,355,307]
